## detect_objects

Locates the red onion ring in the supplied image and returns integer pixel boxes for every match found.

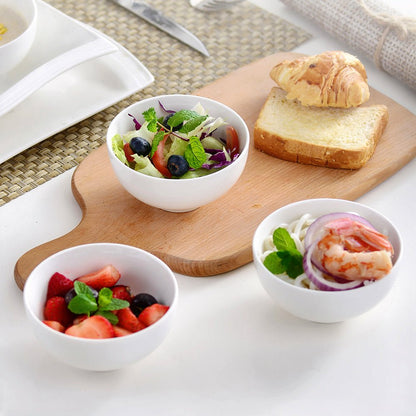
[304,212,375,250]
[303,243,364,291]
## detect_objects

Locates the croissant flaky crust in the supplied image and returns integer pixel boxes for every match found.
[270,51,370,108]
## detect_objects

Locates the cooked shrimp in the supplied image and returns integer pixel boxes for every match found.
[313,217,394,281]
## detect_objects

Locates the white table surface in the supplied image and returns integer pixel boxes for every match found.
[1,1,415,415]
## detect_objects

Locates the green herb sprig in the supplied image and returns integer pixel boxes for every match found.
[263,228,304,278]
[143,107,208,165]
[184,136,207,168]
[68,281,129,325]
[150,130,166,158]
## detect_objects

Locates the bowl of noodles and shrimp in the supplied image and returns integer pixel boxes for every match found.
[252,198,402,323]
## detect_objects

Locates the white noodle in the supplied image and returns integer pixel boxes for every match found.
[262,235,275,253]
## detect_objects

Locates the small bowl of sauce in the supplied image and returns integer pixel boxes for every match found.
[0,0,38,74]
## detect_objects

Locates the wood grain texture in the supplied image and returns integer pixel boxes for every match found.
[14,52,416,290]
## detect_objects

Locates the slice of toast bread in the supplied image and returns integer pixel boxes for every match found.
[254,87,388,169]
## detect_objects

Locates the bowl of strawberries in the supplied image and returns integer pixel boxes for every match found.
[23,243,178,371]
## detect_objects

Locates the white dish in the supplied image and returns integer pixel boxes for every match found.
[23,243,178,371]
[252,198,403,323]
[0,0,154,164]
[0,0,38,75]
[106,94,250,212]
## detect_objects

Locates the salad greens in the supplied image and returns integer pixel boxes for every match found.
[263,228,304,278]
[112,101,239,179]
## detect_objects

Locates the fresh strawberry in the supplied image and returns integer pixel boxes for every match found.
[138,304,169,327]
[43,320,65,332]
[75,265,121,290]
[46,272,74,299]
[111,285,132,303]
[113,325,133,337]
[117,307,145,333]
[73,314,88,325]
[44,296,74,327]
[65,315,115,339]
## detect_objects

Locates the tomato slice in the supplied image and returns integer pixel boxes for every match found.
[152,135,172,178]
[225,125,240,158]
[123,142,135,163]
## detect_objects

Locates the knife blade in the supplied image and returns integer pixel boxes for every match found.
[111,0,209,56]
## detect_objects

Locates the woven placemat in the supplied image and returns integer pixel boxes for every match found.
[0,0,310,206]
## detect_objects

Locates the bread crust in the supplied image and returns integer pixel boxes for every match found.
[254,88,389,169]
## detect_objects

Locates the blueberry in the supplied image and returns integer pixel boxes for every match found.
[130,293,158,316]
[64,286,98,304]
[163,114,183,131]
[167,155,189,177]
[130,137,151,156]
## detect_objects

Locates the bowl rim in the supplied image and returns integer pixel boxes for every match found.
[23,242,178,343]
[106,93,250,183]
[252,198,403,295]
[0,0,38,50]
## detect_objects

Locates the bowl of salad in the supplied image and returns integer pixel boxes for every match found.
[106,94,250,212]
[252,198,403,323]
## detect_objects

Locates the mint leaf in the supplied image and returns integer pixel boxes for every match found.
[167,110,201,129]
[263,229,304,279]
[150,131,165,158]
[96,310,119,325]
[273,228,297,251]
[68,281,98,314]
[66,281,130,322]
[68,293,98,315]
[143,107,158,132]
[263,252,286,275]
[97,287,129,312]
[101,297,129,312]
[74,281,94,296]
[276,249,304,278]
[179,115,208,134]
[184,136,207,169]
[98,287,113,309]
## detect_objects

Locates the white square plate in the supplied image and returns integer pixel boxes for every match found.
[0,0,154,164]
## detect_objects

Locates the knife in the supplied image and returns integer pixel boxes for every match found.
[111,0,209,56]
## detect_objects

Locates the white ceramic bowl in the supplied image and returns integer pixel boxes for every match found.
[0,0,37,74]
[252,198,402,323]
[23,243,178,371]
[106,94,250,212]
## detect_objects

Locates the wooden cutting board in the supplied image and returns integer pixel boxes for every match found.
[14,52,416,289]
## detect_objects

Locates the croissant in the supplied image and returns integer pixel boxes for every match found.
[270,51,370,108]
